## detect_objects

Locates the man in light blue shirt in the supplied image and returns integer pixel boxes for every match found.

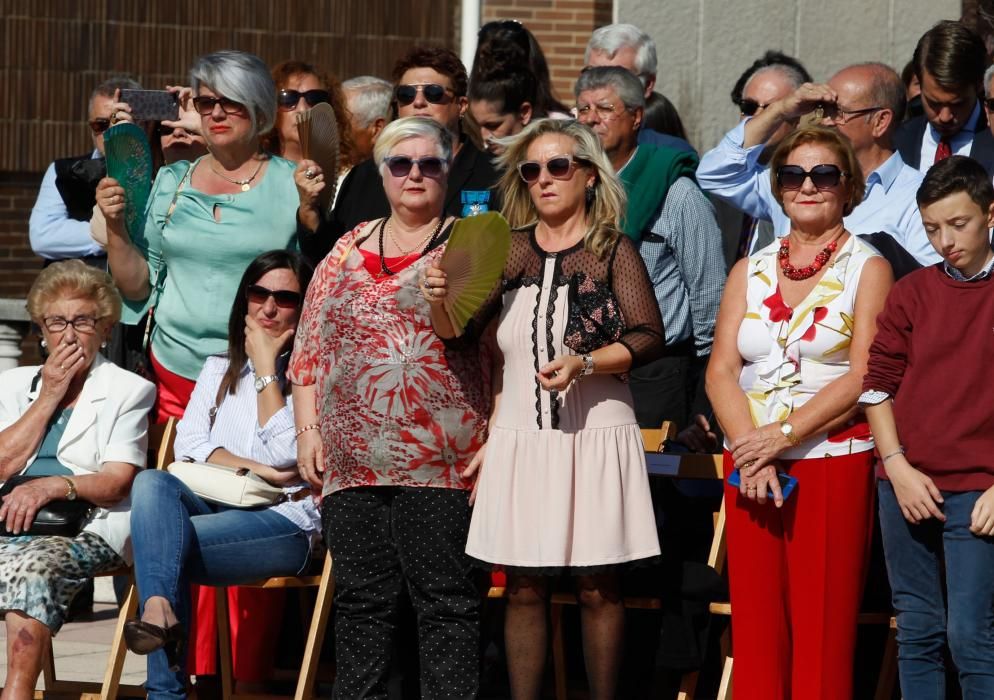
[698,62,939,266]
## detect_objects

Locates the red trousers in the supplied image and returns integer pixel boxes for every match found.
[723,450,875,700]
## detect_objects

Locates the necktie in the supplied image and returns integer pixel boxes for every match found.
[934,137,952,164]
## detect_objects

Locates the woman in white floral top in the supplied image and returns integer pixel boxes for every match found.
[288,117,488,699]
[705,126,892,699]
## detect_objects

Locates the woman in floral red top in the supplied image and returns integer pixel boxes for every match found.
[288,117,489,699]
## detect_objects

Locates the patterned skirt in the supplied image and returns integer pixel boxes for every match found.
[0,531,124,632]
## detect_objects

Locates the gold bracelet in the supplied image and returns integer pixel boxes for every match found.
[295,423,320,437]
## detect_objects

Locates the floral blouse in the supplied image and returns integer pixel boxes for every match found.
[288,222,490,496]
[733,235,879,459]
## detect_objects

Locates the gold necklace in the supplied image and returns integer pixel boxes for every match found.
[209,156,266,192]
[386,218,439,256]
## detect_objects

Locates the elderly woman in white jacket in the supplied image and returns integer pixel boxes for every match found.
[0,260,155,700]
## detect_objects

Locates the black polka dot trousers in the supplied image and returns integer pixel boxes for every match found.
[323,486,481,699]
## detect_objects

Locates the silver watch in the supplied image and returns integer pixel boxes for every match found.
[254,374,278,393]
[581,354,595,376]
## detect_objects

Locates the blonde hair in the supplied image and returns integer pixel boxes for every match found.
[769,126,865,216]
[26,260,122,324]
[373,116,453,170]
[495,118,626,259]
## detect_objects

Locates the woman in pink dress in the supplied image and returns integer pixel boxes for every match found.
[425,118,663,699]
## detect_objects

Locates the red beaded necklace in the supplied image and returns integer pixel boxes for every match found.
[778,236,839,281]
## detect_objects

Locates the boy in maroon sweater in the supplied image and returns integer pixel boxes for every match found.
[861,155,994,698]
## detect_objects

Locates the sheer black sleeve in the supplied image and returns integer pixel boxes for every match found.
[609,235,665,368]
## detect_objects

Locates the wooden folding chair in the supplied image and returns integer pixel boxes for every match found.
[33,417,177,699]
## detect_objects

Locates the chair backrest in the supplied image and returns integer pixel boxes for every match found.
[148,417,177,471]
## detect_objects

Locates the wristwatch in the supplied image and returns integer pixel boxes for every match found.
[580,354,595,376]
[780,421,801,447]
[254,374,279,393]
[60,476,77,501]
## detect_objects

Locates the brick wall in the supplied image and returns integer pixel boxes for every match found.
[0,172,44,365]
[482,0,612,106]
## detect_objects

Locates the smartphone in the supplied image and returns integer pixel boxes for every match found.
[727,468,797,501]
[120,89,179,122]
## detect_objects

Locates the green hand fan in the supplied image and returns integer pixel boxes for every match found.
[104,123,153,237]
[296,103,340,216]
[438,211,511,335]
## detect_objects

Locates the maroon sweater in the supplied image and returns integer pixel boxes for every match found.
[863,265,994,491]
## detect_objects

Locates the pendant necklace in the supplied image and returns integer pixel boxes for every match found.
[209,156,266,192]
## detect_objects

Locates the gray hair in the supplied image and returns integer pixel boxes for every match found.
[743,64,807,96]
[90,77,142,110]
[189,50,276,136]
[343,76,393,128]
[985,64,994,97]
[584,23,657,80]
[574,66,646,110]
[373,116,453,172]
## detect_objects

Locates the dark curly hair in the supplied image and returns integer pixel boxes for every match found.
[392,46,468,97]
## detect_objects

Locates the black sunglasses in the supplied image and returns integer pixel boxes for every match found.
[394,83,452,106]
[245,284,302,309]
[517,155,580,184]
[383,155,447,179]
[737,98,769,117]
[192,96,246,116]
[277,89,330,111]
[89,118,111,135]
[776,164,847,190]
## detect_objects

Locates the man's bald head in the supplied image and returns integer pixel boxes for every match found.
[830,63,906,135]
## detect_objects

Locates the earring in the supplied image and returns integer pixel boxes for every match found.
[101,341,108,349]
[40,339,47,349]
[585,186,596,208]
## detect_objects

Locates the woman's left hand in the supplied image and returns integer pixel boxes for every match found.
[160,86,201,135]
[738,463,785,508]
[244,314,293,374]
[536,355,584,392]
[0,478,59,535]
[730,422,790,476]
[421,266,448,305]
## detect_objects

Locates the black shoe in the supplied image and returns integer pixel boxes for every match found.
[124,620,186,672]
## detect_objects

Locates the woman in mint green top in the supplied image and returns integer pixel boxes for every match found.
[97,50,307,418]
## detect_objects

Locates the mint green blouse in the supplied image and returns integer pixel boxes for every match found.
[23,408,73,476]
[122,156,299,380]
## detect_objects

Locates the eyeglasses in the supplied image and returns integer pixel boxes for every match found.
[576,102,627,121]
[42,315,102,333]
[819,104,883,125]
[192,96,247,116]
[776,164,848,190]
[245,284,302,309]
[89,119,112,135]
[737,99,769,117]
[517,155,582,184]
[277,89,330,111]
[984,98,994,112]
[394,83,453,106]
[382,155,447,179]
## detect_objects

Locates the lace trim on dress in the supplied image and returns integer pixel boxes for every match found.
[530,281,543,429]
[546,269,561,430]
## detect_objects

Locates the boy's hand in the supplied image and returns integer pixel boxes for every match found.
[885,455,945,524]
[970,486,994,536]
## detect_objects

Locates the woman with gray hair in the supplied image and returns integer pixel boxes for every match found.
[290,115,488,698]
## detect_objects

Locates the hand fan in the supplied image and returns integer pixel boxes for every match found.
[438,211,511,335]
[296,103,340,216]
[103,123,153,237]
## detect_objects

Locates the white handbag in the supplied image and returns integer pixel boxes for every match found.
[166,460,284,508]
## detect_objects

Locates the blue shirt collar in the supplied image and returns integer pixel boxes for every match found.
[865,151,904,193]
[943,252,994,281]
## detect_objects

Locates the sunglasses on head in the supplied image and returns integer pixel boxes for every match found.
[192,96,246,116]
[394,83,452,106]
[776,164,847,190]
[517,155,581,184]
[89,118,111,135]
[277,89,330,111]
[737,98,769,117]
[383,155,447,179]
[245,284,302,308]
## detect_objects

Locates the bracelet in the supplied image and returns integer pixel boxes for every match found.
[881,447,905,464]
[295,424,320,437]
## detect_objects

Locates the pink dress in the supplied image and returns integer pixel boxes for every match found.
[464,229,663,570]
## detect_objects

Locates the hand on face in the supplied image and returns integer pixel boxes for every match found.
[243,268,302,373]
[38,299,108,402]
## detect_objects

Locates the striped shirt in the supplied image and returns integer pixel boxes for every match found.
[174,355,320,534]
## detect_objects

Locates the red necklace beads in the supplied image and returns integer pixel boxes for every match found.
[778,237,838,281]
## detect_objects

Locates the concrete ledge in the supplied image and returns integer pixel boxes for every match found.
[0,298,29,323]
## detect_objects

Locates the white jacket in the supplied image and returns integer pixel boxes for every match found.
[0,354,156,561]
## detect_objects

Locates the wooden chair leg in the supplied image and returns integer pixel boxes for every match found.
[41,638,57,690]
[874,624,898,700]
[717,656,733,700]
[216,587,235,700]
[293,554,335,700]
[550,601,567,700]
[676,670,699,700]
[99,579,139,699]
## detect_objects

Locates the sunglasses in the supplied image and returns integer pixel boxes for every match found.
[517,155,581,184]
[394,83,452,106]
[383,155,447,178]
[277,89,330,111]
[192,96,246,116]
[89,118,112,135]
[245,284,302,309]
[737,98,769,117]
[776,164,847,190]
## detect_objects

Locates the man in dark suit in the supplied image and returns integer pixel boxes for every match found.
[894,20,994,175]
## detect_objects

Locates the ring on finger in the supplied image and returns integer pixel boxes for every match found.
[305,168,315,179]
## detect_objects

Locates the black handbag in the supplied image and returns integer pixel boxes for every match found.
[0,475,95,537]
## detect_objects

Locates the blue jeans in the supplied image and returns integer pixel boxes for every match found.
[878,480,994,699]
[130,469,311,700]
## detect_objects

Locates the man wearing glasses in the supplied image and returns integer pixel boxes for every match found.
[698,62,936,268]
[29,77,141,266]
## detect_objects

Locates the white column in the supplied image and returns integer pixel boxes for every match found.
[0,299,30,372]
[461,0,481,75]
